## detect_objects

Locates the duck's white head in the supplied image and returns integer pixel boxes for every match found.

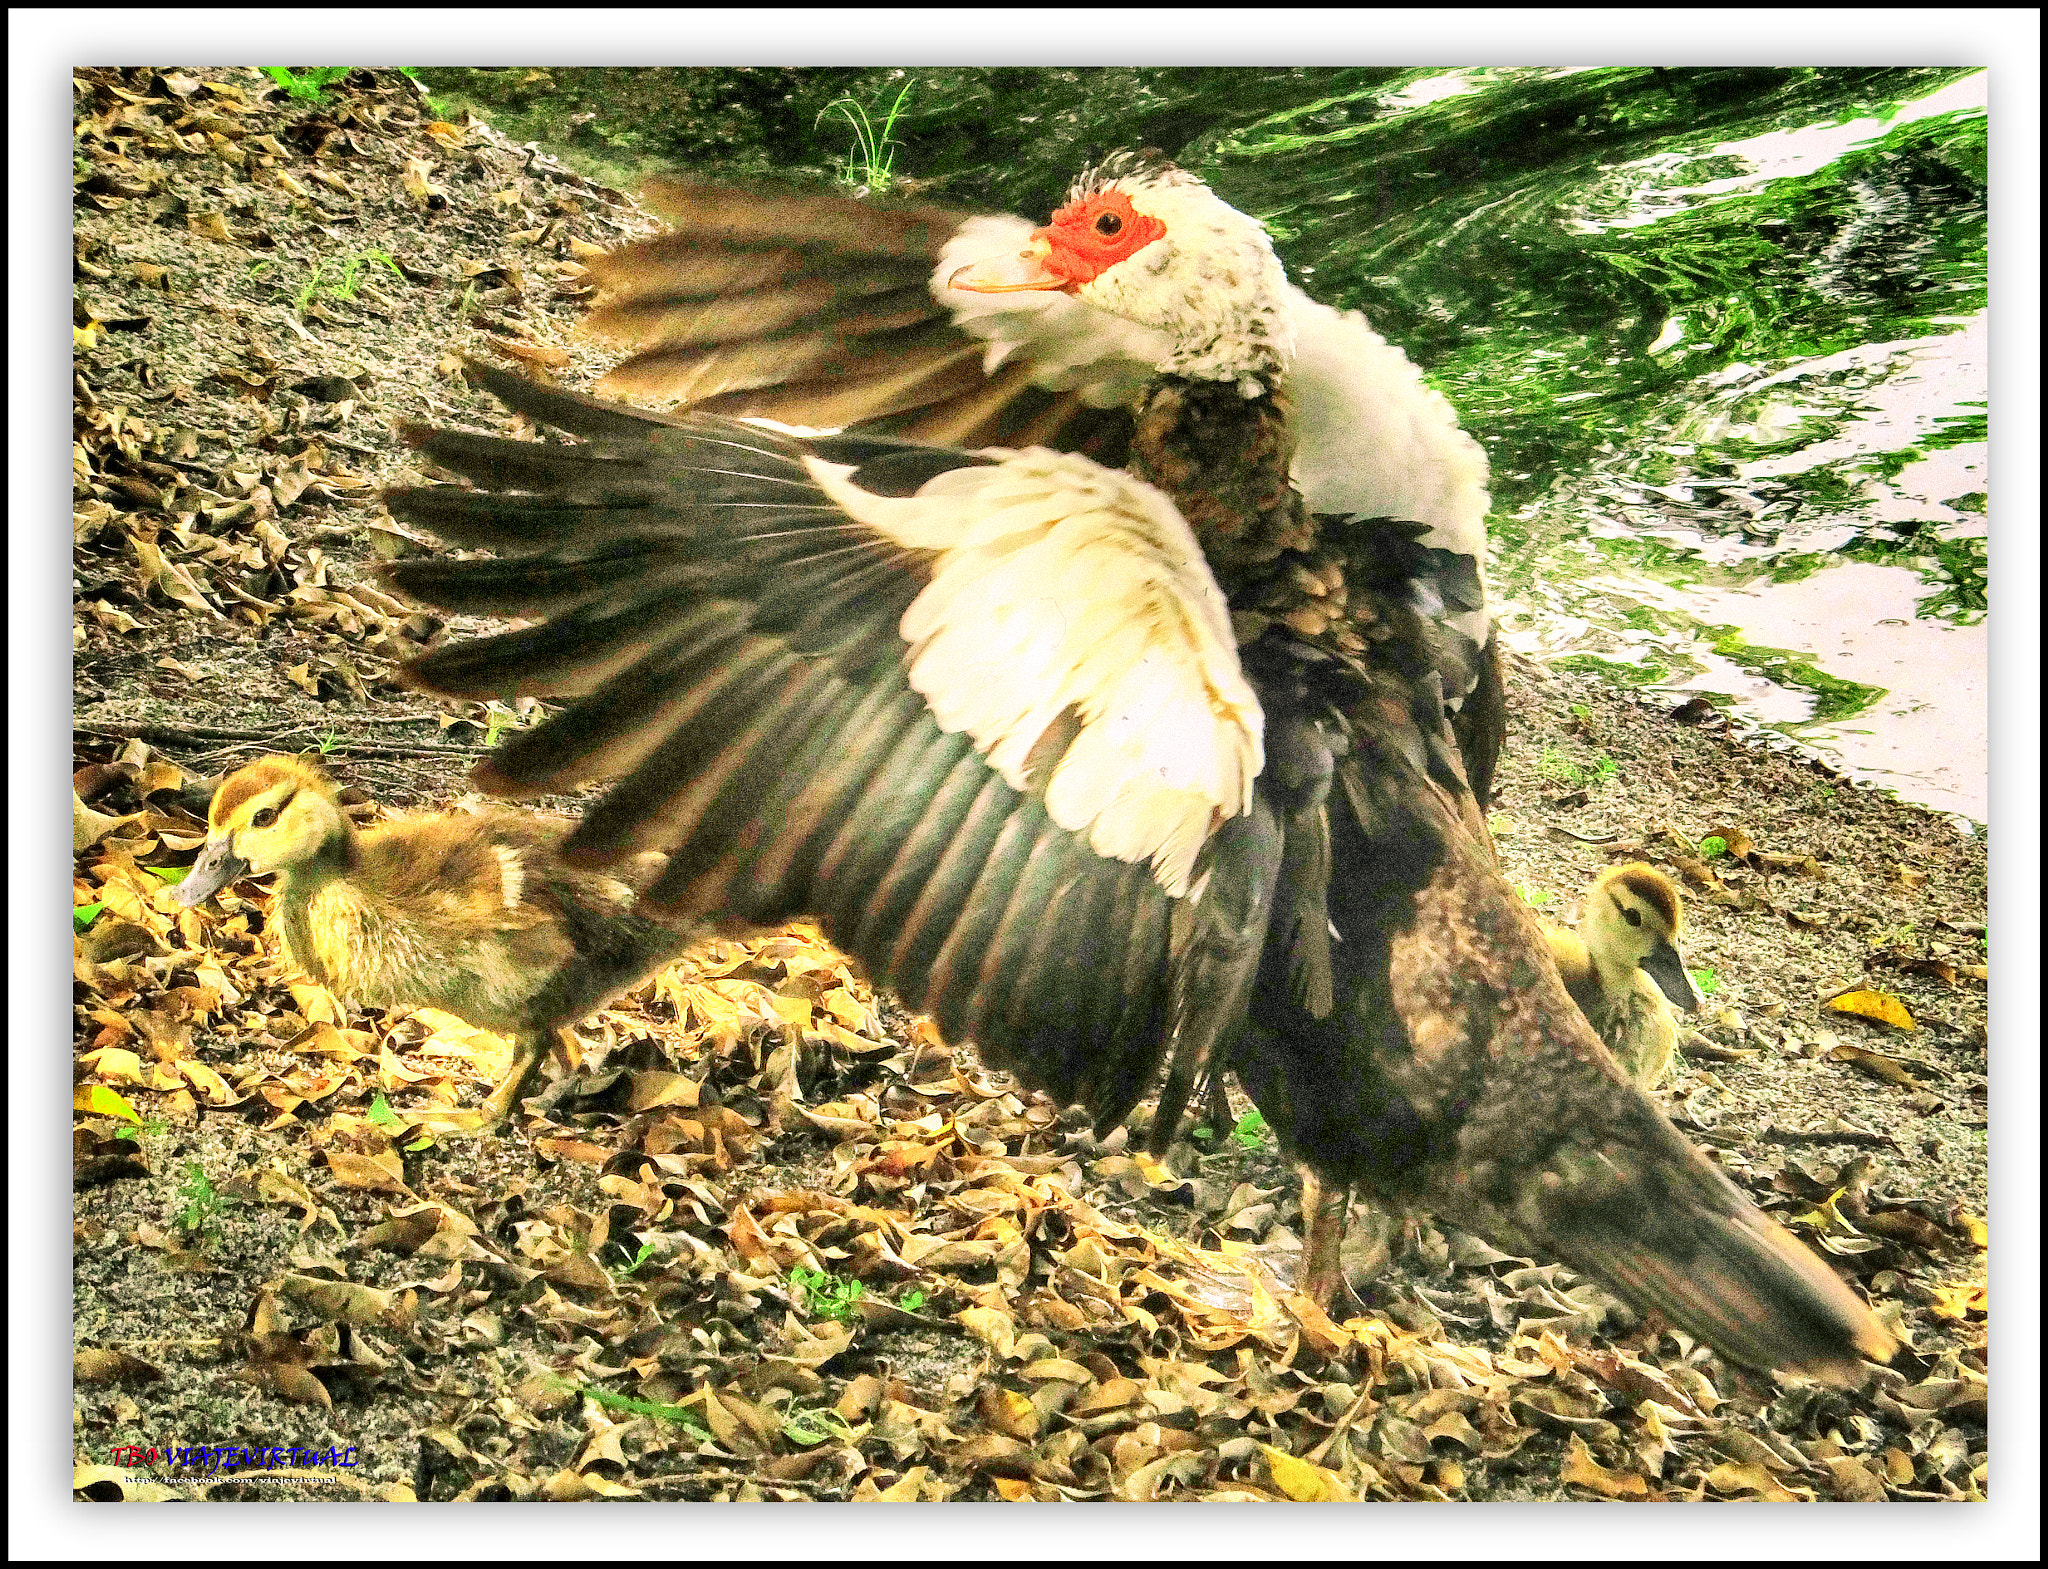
[951,151,1294,393]
[1582,863,1705,1013]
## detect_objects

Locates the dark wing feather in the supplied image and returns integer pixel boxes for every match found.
[387,365,1174,1132]
[579,178,1141,466]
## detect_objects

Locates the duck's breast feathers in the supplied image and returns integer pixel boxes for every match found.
[389,365,1261,901]
[1286,294,1491,626]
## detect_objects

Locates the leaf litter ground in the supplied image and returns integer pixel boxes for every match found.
[70,68,1990,1505]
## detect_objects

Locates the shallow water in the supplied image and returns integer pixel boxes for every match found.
[1196,66,1989,822]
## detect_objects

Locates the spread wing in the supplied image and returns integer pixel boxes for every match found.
[386,364,1264,1125]
[585,180,1146,462]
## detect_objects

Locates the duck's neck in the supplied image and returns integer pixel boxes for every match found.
[1130,375,1320,581]
[274,825,359,985]
[1132,374,1383,655]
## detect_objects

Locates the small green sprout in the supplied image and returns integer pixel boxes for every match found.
[1230,1109,1269,1150]
[481,701,527,748]
[1516,884,1555,910]
[175,1161,228,1238]
[293,262,327,316]
[1697,835,1728,859]
[329,250,401,302]
[1592,756,1618,783]
[73,902,105,935]
[780,1404,860,1446]
[1689,967,1720,997]
[609,1240,659,1278]
[898,1288,927,1314]
[789,1264,865,1322]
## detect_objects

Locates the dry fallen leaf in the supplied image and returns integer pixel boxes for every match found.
[1826,988,1917,1030]
[1561,1433,1648,1498]
[1261,1442,1353,1502]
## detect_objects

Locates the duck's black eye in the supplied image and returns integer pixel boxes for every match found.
[1622,906,1642,927]
[1095,211,1123,236]
[252,806,279,828]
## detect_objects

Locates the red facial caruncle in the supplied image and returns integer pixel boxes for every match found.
[949,188,1167,295]
[1033,190,1168,286]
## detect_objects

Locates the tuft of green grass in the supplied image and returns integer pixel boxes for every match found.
[261,67,353,104]
[1689,967,1720,997]
[817,81,914,193]
[1516,884,1555,910]
[287,251,404,317]
[1535,747,1586,787]
[113,1114,171,1146]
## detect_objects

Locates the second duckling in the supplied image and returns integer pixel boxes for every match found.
[1547,862,1704,1089]
[177,755,691,1131]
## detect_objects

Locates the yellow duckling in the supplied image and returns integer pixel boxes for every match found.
[1547,863,1704,1089]
[177,756,689,1130]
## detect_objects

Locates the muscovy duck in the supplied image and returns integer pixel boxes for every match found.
[178,755,690,1130]
[1549,862,1705,1090]
[383,151,1891,1384]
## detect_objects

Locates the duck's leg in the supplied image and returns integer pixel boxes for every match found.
[1205,1072,1236,1138]
[1298,1168,1352,1311]
[1297,1172,1396,1316]
[413,1025,564,1139]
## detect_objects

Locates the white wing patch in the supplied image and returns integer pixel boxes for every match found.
[806,449,1264,898]
[1286,291,1494,649]
[933,214,1174,411]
